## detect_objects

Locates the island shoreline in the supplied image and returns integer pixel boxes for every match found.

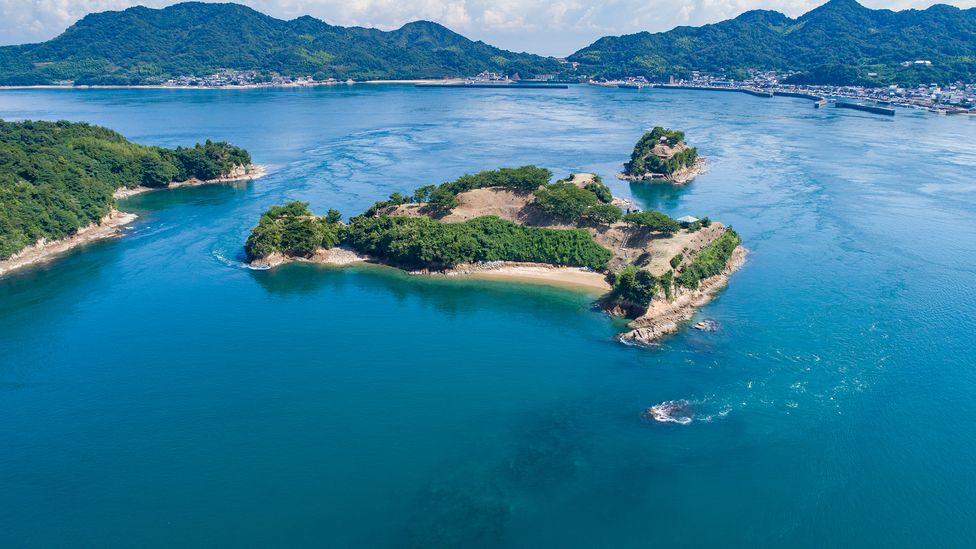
[114,164,267,199]
[618,246,748,345]
[1,163,264,278]
[0,210,138,277]
[250,251,611,294]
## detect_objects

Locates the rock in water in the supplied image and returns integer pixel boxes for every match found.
[642,400,693,424]
[694,319,719,332]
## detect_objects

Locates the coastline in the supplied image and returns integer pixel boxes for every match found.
[618,245,748,345]
[249,247,369,269]
[0,80,448,91]
[250,251,610,294]
[0,209,137,277]
[114,164,266,199]
[430,261,611,294]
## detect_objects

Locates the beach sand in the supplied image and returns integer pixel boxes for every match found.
[441,262,611,294]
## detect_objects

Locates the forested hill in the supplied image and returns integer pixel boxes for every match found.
[0,2,560,85]
[0,119,250,258]
[569,0,976,85]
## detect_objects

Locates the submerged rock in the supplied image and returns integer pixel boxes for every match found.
[694,319,719,332]
[642,400,693,425]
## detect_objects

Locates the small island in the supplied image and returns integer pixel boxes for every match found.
[620,127,704,184]
[245,167,744,345]
[0,119,261,276]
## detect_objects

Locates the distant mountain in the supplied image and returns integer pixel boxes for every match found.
[569,0,976,85]
[0,2,561,85]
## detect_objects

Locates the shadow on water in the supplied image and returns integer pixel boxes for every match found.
[0,236,113,319]
[246,261,601,320]
[402,480,512,549]
[117,180,253,214]
[628,180,687,212]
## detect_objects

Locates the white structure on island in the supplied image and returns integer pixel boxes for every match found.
[677,215,700,226]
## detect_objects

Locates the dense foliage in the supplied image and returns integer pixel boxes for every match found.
[0,2,560,85]
[440,166,553,195]
[533,181,622,224]
[365,166,553,218]
[343,215,612,270]
[583,177,613,203]
[623,211,681,234]
[0,119,250,259]
[569,0,976,86]
[606,265,657,308]
[675,229,742,288]
[244,202,342,261]
[625,128,698,176]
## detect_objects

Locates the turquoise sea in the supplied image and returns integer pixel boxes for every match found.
[1,86,975,547]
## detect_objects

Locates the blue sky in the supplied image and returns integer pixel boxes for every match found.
[2,0,974,55]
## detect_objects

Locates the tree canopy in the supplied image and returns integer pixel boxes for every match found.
[625,128,698,177]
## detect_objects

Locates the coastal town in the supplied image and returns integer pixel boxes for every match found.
[586,70,976,115]
[152,66,976,115]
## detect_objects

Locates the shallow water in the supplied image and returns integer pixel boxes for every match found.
[1,85,975,547]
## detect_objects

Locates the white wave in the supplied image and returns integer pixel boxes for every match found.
[212,248,268,270]
[644,400,694,425]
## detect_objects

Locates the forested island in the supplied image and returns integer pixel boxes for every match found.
[621,128,702,184]
[246,167,744,344]
[0,119,257,274]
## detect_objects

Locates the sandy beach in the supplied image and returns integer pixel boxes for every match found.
[114,164,267,199]
[0,209,137,277]
[440,262,611,294]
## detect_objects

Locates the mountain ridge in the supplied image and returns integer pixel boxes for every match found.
[0,2,560,85]
[568,0,976,85]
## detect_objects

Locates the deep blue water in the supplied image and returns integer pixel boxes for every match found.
[1,85,975,547]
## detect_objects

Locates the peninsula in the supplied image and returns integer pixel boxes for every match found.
[245,167,744,344]
[0,119,259,276]
[620,127,703,184]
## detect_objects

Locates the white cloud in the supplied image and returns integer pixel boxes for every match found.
[1,0,974,55]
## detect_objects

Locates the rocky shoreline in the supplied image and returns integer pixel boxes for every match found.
[113,164,266,199]
[0,209,138,277]
[617,245,747,345]
[248,246,369,269]
[617,156,707,185]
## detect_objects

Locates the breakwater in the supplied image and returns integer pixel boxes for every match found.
[773,91,824,101]
[655,85,772,98]
[835,101,896,116]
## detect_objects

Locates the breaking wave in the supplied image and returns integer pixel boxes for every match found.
[643,400,694,424]
[212,248,268,270]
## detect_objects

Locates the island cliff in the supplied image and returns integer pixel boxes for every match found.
[246,167,744,344]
